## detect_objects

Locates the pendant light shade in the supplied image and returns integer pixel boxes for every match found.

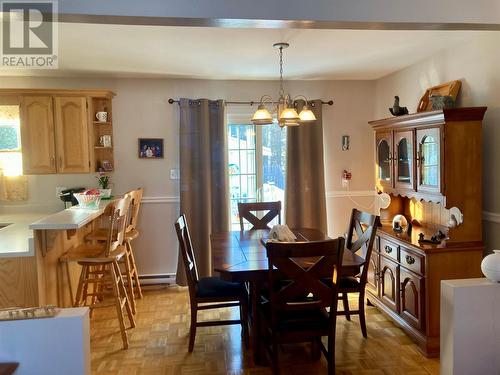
[279,106,300,122]
[298,105,317,122]
[251,104,273,125]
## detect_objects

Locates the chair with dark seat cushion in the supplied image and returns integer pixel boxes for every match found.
[238,201,281,231]
[259,238,345,375]
[175,214,249,352]
[337,209,379,338]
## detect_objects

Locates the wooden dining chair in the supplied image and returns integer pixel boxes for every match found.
[238,201,281,231]
[337,209,379,338]
[174,214,249,352]
[259,237,345,375]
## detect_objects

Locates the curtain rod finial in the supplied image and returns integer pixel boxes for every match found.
[168,98,175,104]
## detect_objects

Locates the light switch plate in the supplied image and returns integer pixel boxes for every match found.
[169,169,180,180]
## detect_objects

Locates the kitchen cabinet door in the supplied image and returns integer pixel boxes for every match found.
[54,97,90,173]
[400,267,425,330]
[366,252,380,297]
[20,96,56,174]
[394,130,415,191]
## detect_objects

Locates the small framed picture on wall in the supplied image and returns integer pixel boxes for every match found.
[138,138,164,159]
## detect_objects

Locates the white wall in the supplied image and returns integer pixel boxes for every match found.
[0,77,376,276]
[374,32,500,251]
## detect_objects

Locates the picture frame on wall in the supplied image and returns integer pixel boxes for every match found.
[138,138,164,159]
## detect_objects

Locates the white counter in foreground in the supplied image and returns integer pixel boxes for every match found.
[29,201,109,230]
[0,213,50,257]
[441,278,500,375]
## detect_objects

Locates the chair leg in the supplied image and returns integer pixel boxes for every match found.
[109,262,130,350]
[188,306,197,352]
[342,293,351,321]
[74,265,88,307]
[328,298,339,375]
[271,334,280,375]
[126,240,143,299]
[311,338,321,361]
[114,261,136,329]
[240,297,249,349]
[122,252,136,315]
[65,262,74,305]
[359,290,367,338]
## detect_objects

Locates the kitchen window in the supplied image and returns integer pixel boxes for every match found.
[227,111,287,230]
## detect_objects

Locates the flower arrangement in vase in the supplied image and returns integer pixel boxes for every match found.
[96,170,112,198]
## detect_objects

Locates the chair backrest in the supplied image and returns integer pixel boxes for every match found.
[238,201,281,231]
[345,209,379,282]
[265,238,345,325]
[104,196,131,256]
[174,214,199,293]
[124,187,143,233]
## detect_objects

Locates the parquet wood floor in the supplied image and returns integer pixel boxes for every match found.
[90,285,439,375]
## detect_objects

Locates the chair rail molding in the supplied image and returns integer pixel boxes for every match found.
[141,196,180,204]
[326,190,376,198]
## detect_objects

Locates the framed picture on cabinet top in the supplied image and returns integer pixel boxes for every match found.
[100,159,113,171]
[138,138,164,159]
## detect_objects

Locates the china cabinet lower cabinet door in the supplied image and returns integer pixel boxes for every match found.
[54,96,90,173]
[366,252,380,296]
[399,267,425,330]
[20,96,56,174]
[379,256,399,313]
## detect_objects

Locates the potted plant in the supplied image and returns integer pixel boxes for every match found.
[96,170,112,198]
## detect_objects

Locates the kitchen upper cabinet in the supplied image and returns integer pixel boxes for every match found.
[20,96,56,174]
[416,127,441,194]
[54,97,90,173]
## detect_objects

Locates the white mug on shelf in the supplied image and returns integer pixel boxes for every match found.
[99,135,112,147]
[95,111,108,122]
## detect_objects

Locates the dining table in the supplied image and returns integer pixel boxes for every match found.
[210,228,365,364]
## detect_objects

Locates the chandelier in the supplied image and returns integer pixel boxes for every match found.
[251,42,316,127]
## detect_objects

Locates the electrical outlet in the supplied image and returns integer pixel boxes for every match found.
[56,186,67,197]
[342,178,349,189]
[169,169,180,180]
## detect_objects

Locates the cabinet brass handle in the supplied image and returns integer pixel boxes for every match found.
[384,245,393,254]
[405,255,416,265]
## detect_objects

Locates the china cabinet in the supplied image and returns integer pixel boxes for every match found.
[368,107,487,357]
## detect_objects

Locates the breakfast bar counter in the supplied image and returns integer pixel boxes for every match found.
[0,202,111,309]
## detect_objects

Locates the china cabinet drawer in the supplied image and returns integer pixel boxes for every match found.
[380,237,399,262]
[400,247,424,275]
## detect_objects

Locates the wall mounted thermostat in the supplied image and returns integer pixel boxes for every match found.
[342,135,350,151]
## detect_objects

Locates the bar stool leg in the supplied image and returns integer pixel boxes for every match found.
[114,260,136,329]
[126,240,143,299]
[109,261,130,349]
[123,251,136,315]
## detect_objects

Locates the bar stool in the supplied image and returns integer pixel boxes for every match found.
[86,188,144,314]
[60,196,136,349]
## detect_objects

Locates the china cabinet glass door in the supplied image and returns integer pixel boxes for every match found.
[376,132,393,190]
[416,127,441,193]
[395,130,415,190]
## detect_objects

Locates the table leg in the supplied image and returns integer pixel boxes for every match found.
[249,281,265,365]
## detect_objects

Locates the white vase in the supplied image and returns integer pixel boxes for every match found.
[98,188,112,198]
[481,250,500,282]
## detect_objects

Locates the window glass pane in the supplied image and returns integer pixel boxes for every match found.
[421,136,439,187]
[261,125,286,203]
[0,105,22,176]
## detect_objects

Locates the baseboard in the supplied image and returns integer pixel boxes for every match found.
[138,273,176,285]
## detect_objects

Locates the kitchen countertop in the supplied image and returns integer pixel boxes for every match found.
[0,201,111,258]
[29,201,109,230]
[0,213,50,257]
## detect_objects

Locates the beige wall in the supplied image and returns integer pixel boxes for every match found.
[374,33,500,251]
[0,77,376,275]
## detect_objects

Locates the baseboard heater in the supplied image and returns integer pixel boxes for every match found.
[138,273,176,285]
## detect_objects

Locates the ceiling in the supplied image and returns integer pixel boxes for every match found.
[0,23,491,80]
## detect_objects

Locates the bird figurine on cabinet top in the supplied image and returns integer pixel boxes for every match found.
[389,96,409,116]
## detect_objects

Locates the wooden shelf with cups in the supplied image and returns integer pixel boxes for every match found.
[91,96,115,172]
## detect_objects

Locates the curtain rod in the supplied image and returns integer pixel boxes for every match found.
[167,98,334,106]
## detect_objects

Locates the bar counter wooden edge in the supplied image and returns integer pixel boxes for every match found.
[0,203,110,309]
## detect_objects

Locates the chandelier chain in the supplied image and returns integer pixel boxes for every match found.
[279,46,284,99]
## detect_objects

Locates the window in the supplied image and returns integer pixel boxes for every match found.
[0,105,23,176]
[227,112,287,230]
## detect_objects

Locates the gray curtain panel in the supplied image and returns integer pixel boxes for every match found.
[285,99,327,233]
[176,98,229,286]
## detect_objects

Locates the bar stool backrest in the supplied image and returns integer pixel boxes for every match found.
[104,196,131,257]
[124,188,144,233]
